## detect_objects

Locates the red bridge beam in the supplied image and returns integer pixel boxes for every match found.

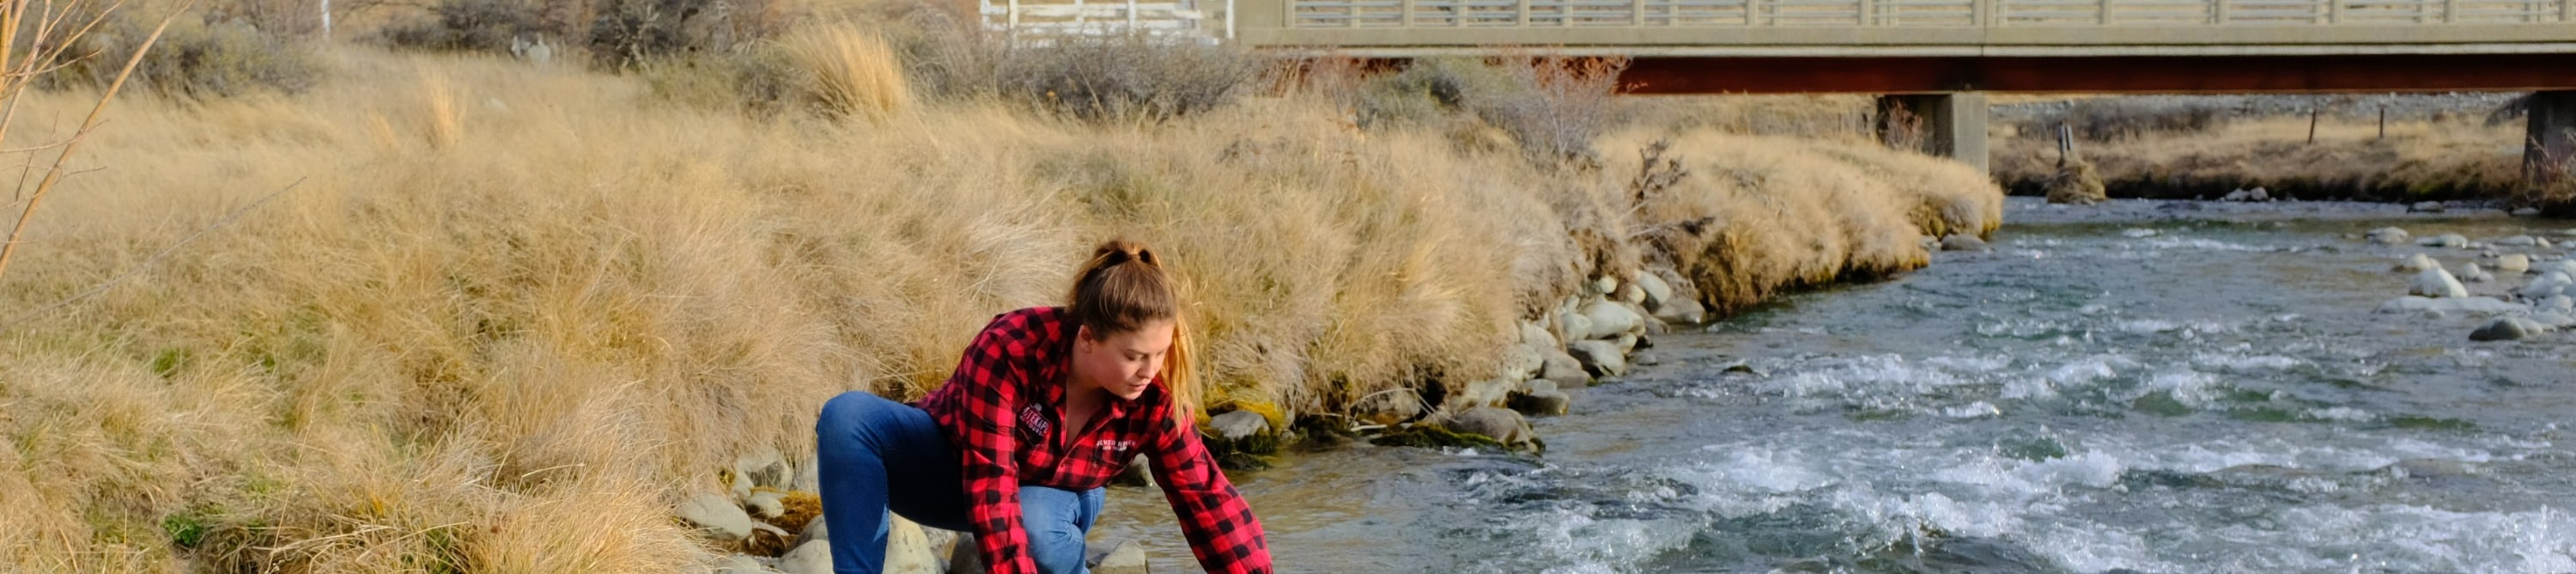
[1622,54,2576,95]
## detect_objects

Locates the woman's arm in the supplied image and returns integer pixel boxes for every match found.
[1146,407,1273,574]
[947,318,1043,574]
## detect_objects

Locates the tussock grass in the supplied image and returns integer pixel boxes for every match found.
[0,46,1997,571]
[1996,117,2524,200]
[776,24,910,120]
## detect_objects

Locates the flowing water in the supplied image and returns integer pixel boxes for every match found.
[1097,198,2576,573]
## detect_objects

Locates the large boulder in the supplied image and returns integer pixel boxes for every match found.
[1507,379,1571,417]
[1581,301,1647,340]
[1556,311,1594,345]
[2470,317,2553,342]
[1441,406,1537,448]
[678,493,756,541]
[2366,227,2411,245]
[1086,538,1151,574]
[1567,340,1629,377]
[1539,347,1589,385]
[2410,267,2469,298]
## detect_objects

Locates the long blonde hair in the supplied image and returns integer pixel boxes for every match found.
[1065,239,1199,421]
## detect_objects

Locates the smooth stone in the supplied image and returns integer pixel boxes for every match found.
[1941,234,1991,252]
[2470,317,2552,342]
[2496,253,2531,274]
[1110,453,1154,488]
[2365,227,2411,245]
[1635,272,1674,309]
[713,555,774,574]
[1581,300,1646,340]
[779,540,834,574]
[2530,312,2576,328]
[2458,263,2493,284]
[2415,234,2470,248]
[2410,201,2446,213]
[1209,410,1270,442]
[2410,267,2469,298]
[795,516,828,547]
[1567,340,1630,377]
[1504,343,1545,381]
[1520,320,1558,350]
[1507,389,1571,417]
[1557,311,1593,345]
[2515,207,2544,217]
[737,446,789,492]
[1592,276,1619,296]
[1441,406,1536,447]
[2395,253,2439,272]
[2379,296,2528,315]
[2495,235,2541,247]
[1451,378,1514,412]
[2123,228,2160,238]
[1539,347,1589,385]
[2546,295,2575,314]
[1652,298,1708,325]
[1086,538,1150,574]
[1613,282,1646,305]
[2221,187,2269,202]
[679,494,755,541]
[745,490,786,520]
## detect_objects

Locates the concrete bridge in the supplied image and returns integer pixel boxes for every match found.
[982,0,2576,180]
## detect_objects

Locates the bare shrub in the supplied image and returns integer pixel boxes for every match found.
[994,34,1260,122]
[2042,99,2231,142]
[382,0,550,53]
[380,0,783,67]
[55,15,324,98]
[1349,56,1627,165]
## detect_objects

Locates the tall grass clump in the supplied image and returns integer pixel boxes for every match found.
[776,23,908,119]
[48,9,323,98]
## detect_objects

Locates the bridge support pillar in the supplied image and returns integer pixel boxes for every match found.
[2528,91,2576,187]
[1875,93,1989,175]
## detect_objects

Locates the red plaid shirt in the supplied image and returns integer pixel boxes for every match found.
[917,307,1272,574]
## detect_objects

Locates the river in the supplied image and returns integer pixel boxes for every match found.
[1097,198,2576,573]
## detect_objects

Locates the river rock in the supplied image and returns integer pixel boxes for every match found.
[2531,312,2576,328]
[2525,272,2574,299]
[1635,272,1674,309]
[2496,253,2531,274]
[2221,187,2269,202]
[1521,320,1558,350]
[1509,379,1571,417]
[713,555,774,574]
[679,493,755,541]
[1086,538,1150,574]
[1654,298,1708,325]
[1941,234,1991,252]
[1441,406,1536,448]
[745,490,786,520]
[2410,201,2446,213]
[1582,301,1646,340]
[2417,234,2470,249]
[2366,227,2411,245]
[2379,296,2528,315]
[1557,311,1594,345]
[878,516,946,574]
[1540,347,1589,385]
[2470,317,2552,342]
[2495,235,2541,247]
[1111,453,1154,488]
[1210,410,1270,443]
[1567,340,1629,377]
[2395,253,2439,272]
[2546,295,2575,314]
[2516,207,2544,217]
[1613,281,1646,306]
[795,516,828,547]
[2410,267,2469,298]
[2458,263,2494,284]
[1504,343,1545,381]
[775,540,833,574]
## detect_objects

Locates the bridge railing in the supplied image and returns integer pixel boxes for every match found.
[1276,0,2569,27]
[981,0,1234,40]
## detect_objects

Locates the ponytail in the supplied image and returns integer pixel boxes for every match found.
[1066,239,1199,421]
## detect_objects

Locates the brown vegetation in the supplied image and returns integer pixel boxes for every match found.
[0,16,2000,573]
[1996,109,2524,201]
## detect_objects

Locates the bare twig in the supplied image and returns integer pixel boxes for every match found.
[0,0,191,281]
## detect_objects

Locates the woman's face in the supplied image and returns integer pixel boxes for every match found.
[1073,320,1175,400]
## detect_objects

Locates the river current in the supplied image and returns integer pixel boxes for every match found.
[1097,198,2576,573]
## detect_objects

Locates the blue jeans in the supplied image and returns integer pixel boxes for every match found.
[816,391,1105,574]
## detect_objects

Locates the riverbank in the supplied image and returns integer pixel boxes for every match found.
[0,40,1998,574]
[1992,94,2535,205]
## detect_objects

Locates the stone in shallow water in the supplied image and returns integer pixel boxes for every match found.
[2394,253,2439,272]
[2379,296,2526,315]
[1086,538,1150,574]
[2495,253,2530,274]
[2416,234,2470,248]
[2366,227,2410,245]
[1941,234,1991,252]
[2470,317,2552,342]
[2410,201,2446,213]
[1567,339,1629,377]
[2515,207,2543,217]
[1440,406,1536,448]
[2409,267,2469,298]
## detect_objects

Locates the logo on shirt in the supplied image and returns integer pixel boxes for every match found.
[1095,439,1134,452]
[1018,405,1050,436]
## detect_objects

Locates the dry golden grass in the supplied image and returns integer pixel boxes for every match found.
[778,24,912,120]
[1995,116,2524,199]
[0,46,1996,572]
